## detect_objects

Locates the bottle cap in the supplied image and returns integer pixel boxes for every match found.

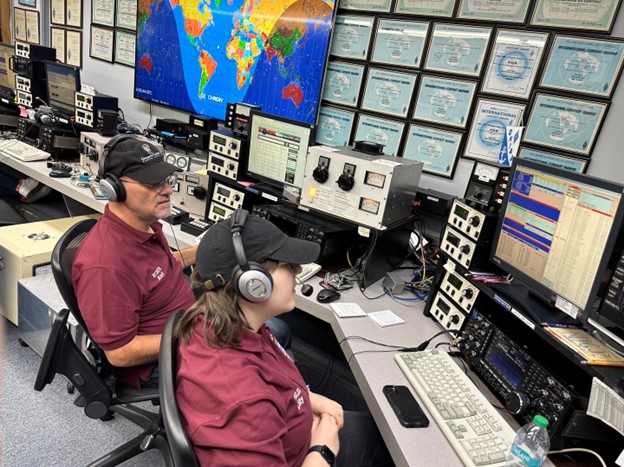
[533,414,549,428]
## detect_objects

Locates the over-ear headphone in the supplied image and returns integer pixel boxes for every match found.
[97,134,137,202]
[230,210,273,302]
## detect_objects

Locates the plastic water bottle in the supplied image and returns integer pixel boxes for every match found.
[505,414,550,467]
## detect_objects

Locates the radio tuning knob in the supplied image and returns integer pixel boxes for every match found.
[462,288,474,299]
[312,164,329,183]
[469,216,480,227]
[229,142,237,150]
[337,173,355,191]
[450,315,460,324]
[460,245,471,254]
[233,194,241,202]
[505,391,530,415]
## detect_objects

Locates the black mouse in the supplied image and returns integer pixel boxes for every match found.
[49,169,72,178]
[316,287,341,303]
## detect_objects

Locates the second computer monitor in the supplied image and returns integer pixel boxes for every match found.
[45,61,81,116]
[0,43,16,100]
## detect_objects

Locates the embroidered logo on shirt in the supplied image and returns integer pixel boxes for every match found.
[152,266,165,281]
[293,387,305,411]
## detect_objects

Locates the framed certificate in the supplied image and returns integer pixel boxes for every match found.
[116,0,138,31]
[51,27,66,63]
[540,35,624,99]
[530,0,622,32]
[404,124,463,178]
[361,68,417,119]
[518,146,588,173]
[51,0,66,25]
[66,29,83,68]
[481,29,548,100]
[371,19,429,68]
[322,61,365,107]
[523,93,608,157]
[340,0,392,12]
[394,0,454,17]
[14,8,27,42]
[413,75,477,129]
[354,114,405,157]
[114,30,136,67]
[67,0,84,28]
[90,26,114,63]
[464,98,526,162]
[18,0,37,6]
[456,0,531,23]
[316,106,356,147]
[329,15,375,60]
[25,10,40,45]
[424,23,492,77]
[92,0,115,27]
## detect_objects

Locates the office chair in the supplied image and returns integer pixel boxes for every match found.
[34,218,173,466]
[160,309,198,467]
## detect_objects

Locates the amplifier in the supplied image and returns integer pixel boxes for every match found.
[252,203,358,261]
[170,172,208,218]
[465,162,510,211]
[425,289,467,332]
[447,199,498,243]
[208,129,248,180]
[79,132,113,174]
[74,92,118,128]
[39,126,78,156]
[440,225,492,271]
[206,181,245,223]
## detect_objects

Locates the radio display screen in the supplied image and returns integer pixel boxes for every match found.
[484,334,529,390]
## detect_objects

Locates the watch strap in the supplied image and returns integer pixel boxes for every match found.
[307,444,336,466]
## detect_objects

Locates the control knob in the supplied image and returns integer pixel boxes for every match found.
[337,173,355,191]
[229,141,238,150]
[460,244,471,254]
[505,391,530,415]
[313,164,329,183]
[227,162,235,171]
[461,288,474,299]
[469,216,480,227]
[233,194,241,202]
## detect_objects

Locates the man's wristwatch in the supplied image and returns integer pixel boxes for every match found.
[307,445,336,466]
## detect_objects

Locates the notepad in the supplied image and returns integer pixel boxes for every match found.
[329,302,367,318]
[368,310,405,327]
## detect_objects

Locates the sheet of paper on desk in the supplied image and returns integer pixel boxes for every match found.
[368,310,405,327]
[330,303,367,318]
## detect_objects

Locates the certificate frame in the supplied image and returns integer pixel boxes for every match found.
[329,15,375,60]
[89,25,115,63]
[316,106,356,147]
[66,0,84,28]
[539,34,624,99]
[321,61,366,107]
[464,98,526,163]
[114,30,136,67]
[25,10,41,45]
[456,0,531,24]
[518,146,589,173]
[481,29,549,100]
[51,27,66,63]
[523,92,609,157]
[360,67,417,119]
[340,0,392,12]
[92,0,116,27]
[66,29,83,68]
[424,23,493,77]
[530,0,622,33]
[403,123,463,178]
[370,19,429,69]
[354,113,406,158]
[14,8,27,42]
[51,0,66,26]
[18,0,37,6]
[394,0,455,17]
[116,0,138,31]
[413,74,477,129]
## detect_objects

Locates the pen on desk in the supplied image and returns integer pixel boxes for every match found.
[580,360,624,367]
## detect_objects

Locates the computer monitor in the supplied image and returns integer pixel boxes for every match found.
[246,111,315,193]
[0,42,16,102]
[44,61,80,116]
[490,158,624,322]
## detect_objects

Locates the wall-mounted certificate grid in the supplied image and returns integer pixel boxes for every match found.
[394,0,454,17]
[316,106,356,147]
[329,15,374,60]
[51,0,66,25]
[92,0,115,27]
[424,23,492,77]
[321,61,365,107]
[540,35,624,99]
[340,0,392,12]
[371,19,428,68]
[530,0,622,32]
[518,146,588,173]
[464,98,525,162]
[354,114,405,157]
[481,29,548,100]
[456,0,531,23]
[404,124,462,178]
[413,75,477,129]
[361,68,417,118]
[116,0,138,30]
[523,93,608,157]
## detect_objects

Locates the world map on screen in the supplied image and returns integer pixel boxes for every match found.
[135,0,336,124]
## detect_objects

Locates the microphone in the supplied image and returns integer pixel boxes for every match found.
[295,276,314,297]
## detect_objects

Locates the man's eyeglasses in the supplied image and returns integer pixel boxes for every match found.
[121,175,177,193]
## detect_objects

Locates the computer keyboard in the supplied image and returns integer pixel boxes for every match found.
[0,139,50,161]
[395,349,516,467]
[297,262,322,282]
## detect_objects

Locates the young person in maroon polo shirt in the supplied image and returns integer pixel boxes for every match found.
[175,210,391,466]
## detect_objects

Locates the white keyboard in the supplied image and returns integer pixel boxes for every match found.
[0,139,50,161]
[297,262,322,283]
[395,349,516,467]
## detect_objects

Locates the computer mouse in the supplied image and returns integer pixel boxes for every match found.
[316,287,341,303]
[49,169,72,178]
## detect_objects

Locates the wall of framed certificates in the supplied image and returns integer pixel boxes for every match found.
[89,0,136,66]
[318,0,624,180]
[48,0,84,67]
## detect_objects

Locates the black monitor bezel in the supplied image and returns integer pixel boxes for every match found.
[245,110,316,193]
[44,61,81,115]
[489,158,624,321]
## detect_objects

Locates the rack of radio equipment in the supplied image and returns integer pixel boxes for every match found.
[464,161,510,211]
[207,128,248,181]
[10,42,55,108]
[73,91,118,129]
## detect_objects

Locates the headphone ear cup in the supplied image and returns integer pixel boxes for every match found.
[99,173,126,202]
[232,262,273,303]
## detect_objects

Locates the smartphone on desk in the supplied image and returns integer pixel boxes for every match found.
[383,385,429,428]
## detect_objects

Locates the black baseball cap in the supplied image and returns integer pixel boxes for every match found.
[196,211,321,290]
[101,136,180,184]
